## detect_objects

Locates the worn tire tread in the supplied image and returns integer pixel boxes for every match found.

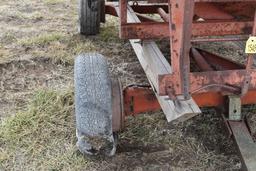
[79,0,100,35]
[75,53,112,136]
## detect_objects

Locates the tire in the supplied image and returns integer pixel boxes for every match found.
[79,0,102,35]
[74,53,116,156]
[100,0,105,23]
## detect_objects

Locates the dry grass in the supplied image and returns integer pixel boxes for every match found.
[118,111,240,170]
[17,32,101,65]
[18,33,66,47]
[13,11,43,21]
[0,47,10,63]
[0,2,126,169]
[0,88,91,170]
[99,19,121,43]
[14,16,121,65]
[43,0,66,5]
[0,32,17,44]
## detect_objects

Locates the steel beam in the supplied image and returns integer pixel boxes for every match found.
[196,49,245,70]
[120,21,254,39]
[159,69,256,96]
[191,48,213,72]
[123,86,160,116]
[229,121,256,171]
[123,87,256,114]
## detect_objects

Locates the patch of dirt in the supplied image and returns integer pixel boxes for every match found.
[108,48,148,86]
[0,58,72,119]
[86,111,240,171]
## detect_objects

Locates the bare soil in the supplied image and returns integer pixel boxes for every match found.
[0,58,73,119]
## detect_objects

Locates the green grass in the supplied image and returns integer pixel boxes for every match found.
[15,11,43,20]
[15,16,120,65]
[0,88,90,170]
[0,46,10,63]
[43,0,66,5]
[19,33,66,47]
[0,32,17,44]
[72,41,97,54]
[99,17,120,43]
[30,35,99,65]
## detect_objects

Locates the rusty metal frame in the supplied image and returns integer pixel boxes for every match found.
[105,0,256,170]
[106,1,256,97]
[106,0,256,104]
[109,0,256,99]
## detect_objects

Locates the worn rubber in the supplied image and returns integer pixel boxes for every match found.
[100,0,105,23]
[74,53,116,156]
[79,0,101,35]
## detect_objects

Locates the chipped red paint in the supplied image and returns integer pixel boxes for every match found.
[105,0,256,168]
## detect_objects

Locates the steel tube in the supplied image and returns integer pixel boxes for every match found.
[157,8,169,22]
[191,48,213,71]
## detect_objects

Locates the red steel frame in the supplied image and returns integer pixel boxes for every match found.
[106,1,256,170]
[105,0,256,110]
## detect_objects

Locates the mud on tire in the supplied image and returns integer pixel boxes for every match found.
[74,53,116,156]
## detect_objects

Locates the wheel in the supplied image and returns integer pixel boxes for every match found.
[74,53,118,156]
[100,0,105,23]
[78,0,104,35]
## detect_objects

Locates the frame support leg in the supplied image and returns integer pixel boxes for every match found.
[168,0,194,99]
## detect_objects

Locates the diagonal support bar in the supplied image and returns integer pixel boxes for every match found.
[228,121,256,171]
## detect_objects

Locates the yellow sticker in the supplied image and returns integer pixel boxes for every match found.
[245,36,256,54]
